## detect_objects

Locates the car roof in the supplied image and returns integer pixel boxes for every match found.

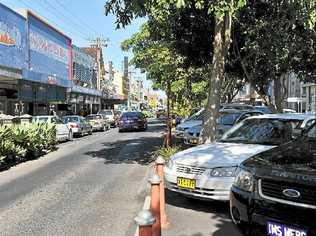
[246,113,315,121]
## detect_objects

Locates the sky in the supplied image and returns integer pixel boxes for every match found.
[0,0,165,96]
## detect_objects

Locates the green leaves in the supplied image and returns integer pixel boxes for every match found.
[0,123,57,164]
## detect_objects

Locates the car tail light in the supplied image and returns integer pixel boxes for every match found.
[70,123,79,128]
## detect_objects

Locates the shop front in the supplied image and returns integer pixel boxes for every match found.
[0,3,28,115]
[19,10,72,115]
[67,85,102,116]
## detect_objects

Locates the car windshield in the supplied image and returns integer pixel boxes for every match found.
[307,125,316,139]
[219,118,301,145]
[121,112,140,118]
[64,117,79,123]
[217,112,241,125]
[87,115,102,120]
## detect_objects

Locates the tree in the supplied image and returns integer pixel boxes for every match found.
[234,0,316,112]
[105,0,246,142]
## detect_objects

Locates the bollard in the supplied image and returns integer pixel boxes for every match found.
[148,174,161,236]
[134,209,156,236]
[155,156,169,229]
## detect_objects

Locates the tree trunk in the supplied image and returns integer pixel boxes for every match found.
[202,7,232,143]
[273,77,285,113]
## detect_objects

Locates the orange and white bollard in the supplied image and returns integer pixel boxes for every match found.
[155,156,169,229]
[134,209,156,236]
[148,174,161,236]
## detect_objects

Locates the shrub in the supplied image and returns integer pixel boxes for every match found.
[154,146,181,161]
[0,123,57,163]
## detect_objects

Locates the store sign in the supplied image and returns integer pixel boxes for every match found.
[0,4,27,70]
[0,67,22,79]
[47,75,57,85]
[30,30,69,64]
[0,21,22,47]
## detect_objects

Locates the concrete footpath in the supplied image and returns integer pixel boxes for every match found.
[162,190,243,236]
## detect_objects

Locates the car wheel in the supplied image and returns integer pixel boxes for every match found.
[68,130,73,141]
[230,207,251,235]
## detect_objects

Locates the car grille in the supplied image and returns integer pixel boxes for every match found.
[176,164,206,175]
[259,179,316,208]
[188,132,200,137]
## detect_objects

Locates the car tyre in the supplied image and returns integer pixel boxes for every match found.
[230,207,251,235]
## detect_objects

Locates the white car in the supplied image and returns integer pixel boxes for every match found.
[174,109,205,138]
[33,116,73,142]
[164,113,316,201]
[98,110,115,127]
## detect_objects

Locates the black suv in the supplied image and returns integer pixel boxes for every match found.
[230,123,316,236]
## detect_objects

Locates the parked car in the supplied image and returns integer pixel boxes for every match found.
[63,115,92,137]
[118,111,148,132]
[33,115,72,142]
[283,108,297,114]
[254,105,274,114]
[164,113,316,201]
[86,114,109,132]
[183,109,264,145]
[221,103,255,110]
[174,109,206,138]
[98,110,116,127]
[230,123,316,236]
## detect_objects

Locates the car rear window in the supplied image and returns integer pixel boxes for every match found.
[122,112,141,118]
[34,117,48,122]
[100,110,112,116]
[64,117,79,122]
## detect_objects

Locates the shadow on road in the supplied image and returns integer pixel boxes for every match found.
[165,190,243,236]
[84,122,165,166]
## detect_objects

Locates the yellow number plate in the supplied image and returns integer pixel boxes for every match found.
[177,177,196,190]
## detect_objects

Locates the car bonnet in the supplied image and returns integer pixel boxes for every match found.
[171,142,275,168]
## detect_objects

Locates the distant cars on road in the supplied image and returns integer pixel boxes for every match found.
[63,115,92,137]
[86,114,110,132]
[98,110,116,127]
[230,122,316,236]
[164,113,316,201]
[33,115,72,142]
[118,111,148,132]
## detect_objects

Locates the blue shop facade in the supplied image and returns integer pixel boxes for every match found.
[0,3,72,115]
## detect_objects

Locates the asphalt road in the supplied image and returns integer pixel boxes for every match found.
[0,119,164,236]
[162,190,243,236]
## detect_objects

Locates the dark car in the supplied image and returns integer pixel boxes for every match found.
[118,112,148,132]
[230,123,316,236]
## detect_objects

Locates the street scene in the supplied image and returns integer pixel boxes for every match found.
[0,0,316,236]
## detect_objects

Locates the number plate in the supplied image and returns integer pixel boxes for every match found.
[267,221,307,236]
[177,177,196,190]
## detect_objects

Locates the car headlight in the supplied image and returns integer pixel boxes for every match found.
[233,168,254,192]
[166,159,174,169]
[210,166,237,177]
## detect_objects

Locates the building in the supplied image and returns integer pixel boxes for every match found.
[0,6,73,116]
[21,10,72,116]
[302,83,316,113]
[0,3,27,115]
[67,45,101,115]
